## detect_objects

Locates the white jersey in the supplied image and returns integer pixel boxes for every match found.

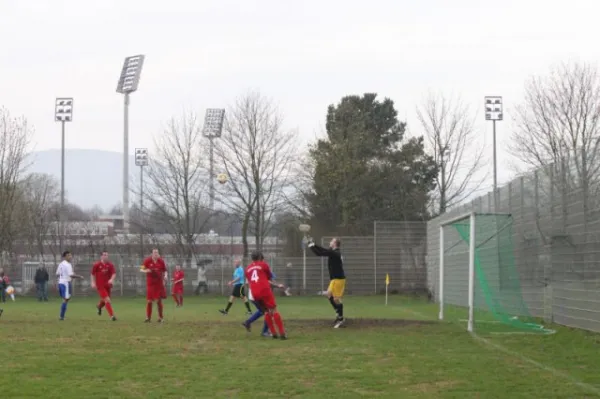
[56,261,74,284]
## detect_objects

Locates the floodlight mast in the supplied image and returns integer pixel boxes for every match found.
[484,96,503,211]
[202,109,225,211]
[54,98,74,250]
[135,148,148,259]
[116,54,145,232]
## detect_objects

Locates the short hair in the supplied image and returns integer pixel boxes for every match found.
[250,250,263,261]
[62,250,71,258]
[332,238,341,248]
[101,249,108,255]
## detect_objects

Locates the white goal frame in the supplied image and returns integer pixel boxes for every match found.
[438,211,511,333]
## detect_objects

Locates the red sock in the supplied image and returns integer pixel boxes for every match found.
[179,295,183,306]
[157,300,164,318]
[172,294,178,305]
[264,312,277,335]
[273,311,286,335]
[98,300,105,309]
[146,302,152,319]
[105,302,114,317]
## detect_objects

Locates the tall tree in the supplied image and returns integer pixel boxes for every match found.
[417,92,486,215]
[509,62,600,218]
[0,107,33,253]
[215,90,297,259]
[143,112,213,265]
[307,93,437,235]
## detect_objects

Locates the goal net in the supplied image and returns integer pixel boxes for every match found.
[439,212,552,334]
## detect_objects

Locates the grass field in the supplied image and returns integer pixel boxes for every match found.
[1,295,599,398]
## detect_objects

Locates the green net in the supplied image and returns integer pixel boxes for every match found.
[445,214,553,334]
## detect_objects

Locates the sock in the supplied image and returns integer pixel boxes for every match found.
[105,302,114,317]
[329,297,339,316]
[273,312,286,336]
[225,301,233,312]
[262,321,269,334]
[172,294,179,305]
[246,309,263,325]
[157,300,164,318]
[98,300,105,309]
[264,313,277,335]
[179,295,183,306]
[244,301,252,312]
[337,303,344,318]
[60,302,67,318]
[146,302,152,319]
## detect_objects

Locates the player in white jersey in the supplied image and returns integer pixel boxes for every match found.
[56,251,83,320]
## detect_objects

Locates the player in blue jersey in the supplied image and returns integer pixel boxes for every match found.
[219,258,253,315]
[56,251,83,320]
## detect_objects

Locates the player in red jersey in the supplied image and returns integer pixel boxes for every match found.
[245,250,287,339]
[91,250,117,321]
[171,264,184,307]
[140,248,167,323]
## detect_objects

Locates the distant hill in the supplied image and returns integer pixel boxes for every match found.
[27,149,137,210]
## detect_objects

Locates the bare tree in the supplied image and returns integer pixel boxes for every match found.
[0,107,33,254]
[22,173,60,259]
[142,112,213,266]
[509,62,600,218]
[215,90,297,258]
[417,92,486,215]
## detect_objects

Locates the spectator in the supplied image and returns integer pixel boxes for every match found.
[284,262,293,296]
[0,269,8,303]
[195,264,208,295]
[34,265,49,302]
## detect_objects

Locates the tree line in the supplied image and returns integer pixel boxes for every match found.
[2,61,599,261]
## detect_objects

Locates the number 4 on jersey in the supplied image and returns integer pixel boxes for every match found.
[251,270,259,282]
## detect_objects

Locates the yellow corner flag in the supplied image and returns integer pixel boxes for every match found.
[386,273,390,285]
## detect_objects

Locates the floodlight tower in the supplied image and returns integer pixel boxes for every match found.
[54,98,74,249]
[135,148,148,259]
[116,54,145,232]
[202,108,225,210]
[484,96,503,210]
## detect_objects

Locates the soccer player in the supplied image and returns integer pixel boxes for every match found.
[171,264,184,307]
[91,250,117,321]
[56,251,83,320]
[244,251,287,339]
[219,258,253,315]
[244,269,285,337]
[308,237,346,328]
[140,248,167,323]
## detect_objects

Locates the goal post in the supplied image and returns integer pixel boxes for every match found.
[439,212,553,334]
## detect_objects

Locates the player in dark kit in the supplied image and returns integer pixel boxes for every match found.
[308,237,346,328]
[244,251,288,339]
[140,248,168,323]
[91,250,117,321]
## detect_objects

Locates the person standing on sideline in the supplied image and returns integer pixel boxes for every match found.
[195,264,208,295]
[308,237,346,328]
[35,265,49,302]
[219,258,253,315]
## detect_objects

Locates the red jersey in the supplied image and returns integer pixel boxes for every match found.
[245,261,273,294]
[91,261,116,287]
[173,270,184,288]
[143,256,167,286]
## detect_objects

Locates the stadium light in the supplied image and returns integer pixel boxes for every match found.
[54,97,74,249]
[116,54,146,232]
[135,148,148,259]
[202,108,225,210]
[484,96,502,210]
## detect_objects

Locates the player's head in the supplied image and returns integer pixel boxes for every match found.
[329,238,341,249]
[100,250,108,262]
[234,258,241,267]
[62,250,72,262]
[151,248,159,260]
[250,250,263,262]
[175,264,181,271]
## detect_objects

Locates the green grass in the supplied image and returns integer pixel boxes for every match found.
[1,295,599,398]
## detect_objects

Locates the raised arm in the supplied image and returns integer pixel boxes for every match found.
[308,241,340,258]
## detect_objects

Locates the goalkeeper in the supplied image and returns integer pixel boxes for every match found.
[307,237,346,328]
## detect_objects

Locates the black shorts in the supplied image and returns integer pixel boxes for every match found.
[232,284,245,298]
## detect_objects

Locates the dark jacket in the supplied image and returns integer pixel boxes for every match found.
[35,268,49,284]
[309,244,345,280]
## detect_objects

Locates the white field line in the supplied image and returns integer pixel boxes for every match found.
[472,333,600,396]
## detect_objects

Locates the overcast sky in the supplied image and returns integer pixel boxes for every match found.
[1,0,597,191]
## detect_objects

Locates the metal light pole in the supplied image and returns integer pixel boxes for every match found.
[202,108,225,210]
[135,148,148,259]
[299,224,311,294]
[54,98,74,250]
[485,96,503,210]
[116,55,145,232]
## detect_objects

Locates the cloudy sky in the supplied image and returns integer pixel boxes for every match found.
[1,0,597,191]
